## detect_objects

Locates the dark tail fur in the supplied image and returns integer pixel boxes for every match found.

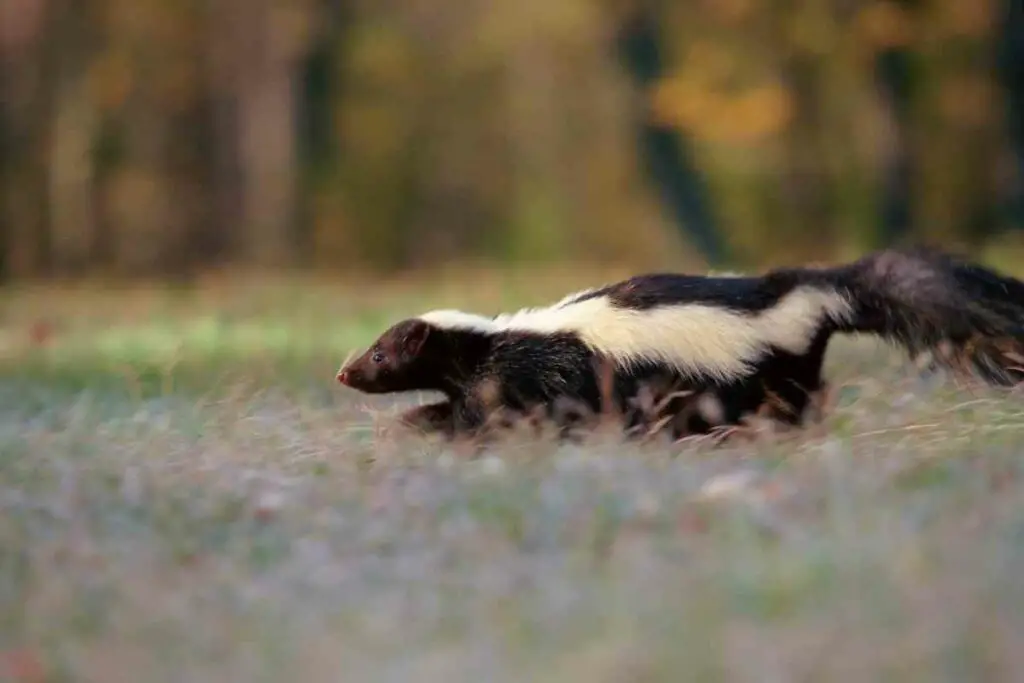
[829,246,1024,386]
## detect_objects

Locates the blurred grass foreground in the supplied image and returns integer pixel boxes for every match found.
[1,271,1024,681]
[4,0,1024,680]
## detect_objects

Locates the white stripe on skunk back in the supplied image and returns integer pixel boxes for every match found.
[418,285,854,382]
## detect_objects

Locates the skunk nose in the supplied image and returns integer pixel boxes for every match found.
[336,370,349,384]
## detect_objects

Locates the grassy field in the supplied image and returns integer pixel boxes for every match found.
[1,269,1024,683]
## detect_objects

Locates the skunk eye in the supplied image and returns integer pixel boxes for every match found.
[371,351,385,364]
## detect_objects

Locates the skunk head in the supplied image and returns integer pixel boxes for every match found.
[337,318,435,394]
[337,316,493,395]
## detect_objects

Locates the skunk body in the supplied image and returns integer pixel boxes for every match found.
[337,247,1024,439]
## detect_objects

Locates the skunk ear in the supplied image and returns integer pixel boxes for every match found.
[401,320,431,356]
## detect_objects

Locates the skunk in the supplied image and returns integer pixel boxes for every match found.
[336,246,1024,440]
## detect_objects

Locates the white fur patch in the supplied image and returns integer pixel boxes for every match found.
[418,309,497,331]
[418,285,853,382]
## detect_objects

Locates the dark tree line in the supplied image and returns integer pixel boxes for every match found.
[1,0,1022,281]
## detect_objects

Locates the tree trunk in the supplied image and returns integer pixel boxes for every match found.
[614,3,728,266]
[0,0,55,278]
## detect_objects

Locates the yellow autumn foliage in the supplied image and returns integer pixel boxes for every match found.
[856,1,917,50]
[87,52,133,112]
[0,0,1016,276]
[651,78,793,144]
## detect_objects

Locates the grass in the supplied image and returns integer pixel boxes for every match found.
[1,269,1024,682]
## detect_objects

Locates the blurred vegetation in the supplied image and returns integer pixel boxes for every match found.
[1,0,1022,279]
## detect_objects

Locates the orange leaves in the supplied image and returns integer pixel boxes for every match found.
[938,76,998,129]
[729,85,795,141]
[86,52,133,112]
[705,0,755,25]
[855,1,917,50]
[649,78,714,131]
[851,0,993,50]
[848,0,990,48]
[649,38,795,144]
[650,77,794,145]
[942,0,996,39]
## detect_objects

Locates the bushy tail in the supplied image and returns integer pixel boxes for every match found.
[832,246,1024,386]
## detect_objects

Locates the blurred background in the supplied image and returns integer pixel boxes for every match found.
[2,0,1023,280]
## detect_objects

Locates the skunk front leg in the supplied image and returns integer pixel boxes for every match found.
[398,401,455,437]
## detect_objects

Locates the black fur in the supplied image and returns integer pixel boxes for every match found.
[338,246,1024,441]
[831,247,1024,386]
[572,272,792,313]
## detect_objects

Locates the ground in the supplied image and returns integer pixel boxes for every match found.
[1,268,1023,683]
